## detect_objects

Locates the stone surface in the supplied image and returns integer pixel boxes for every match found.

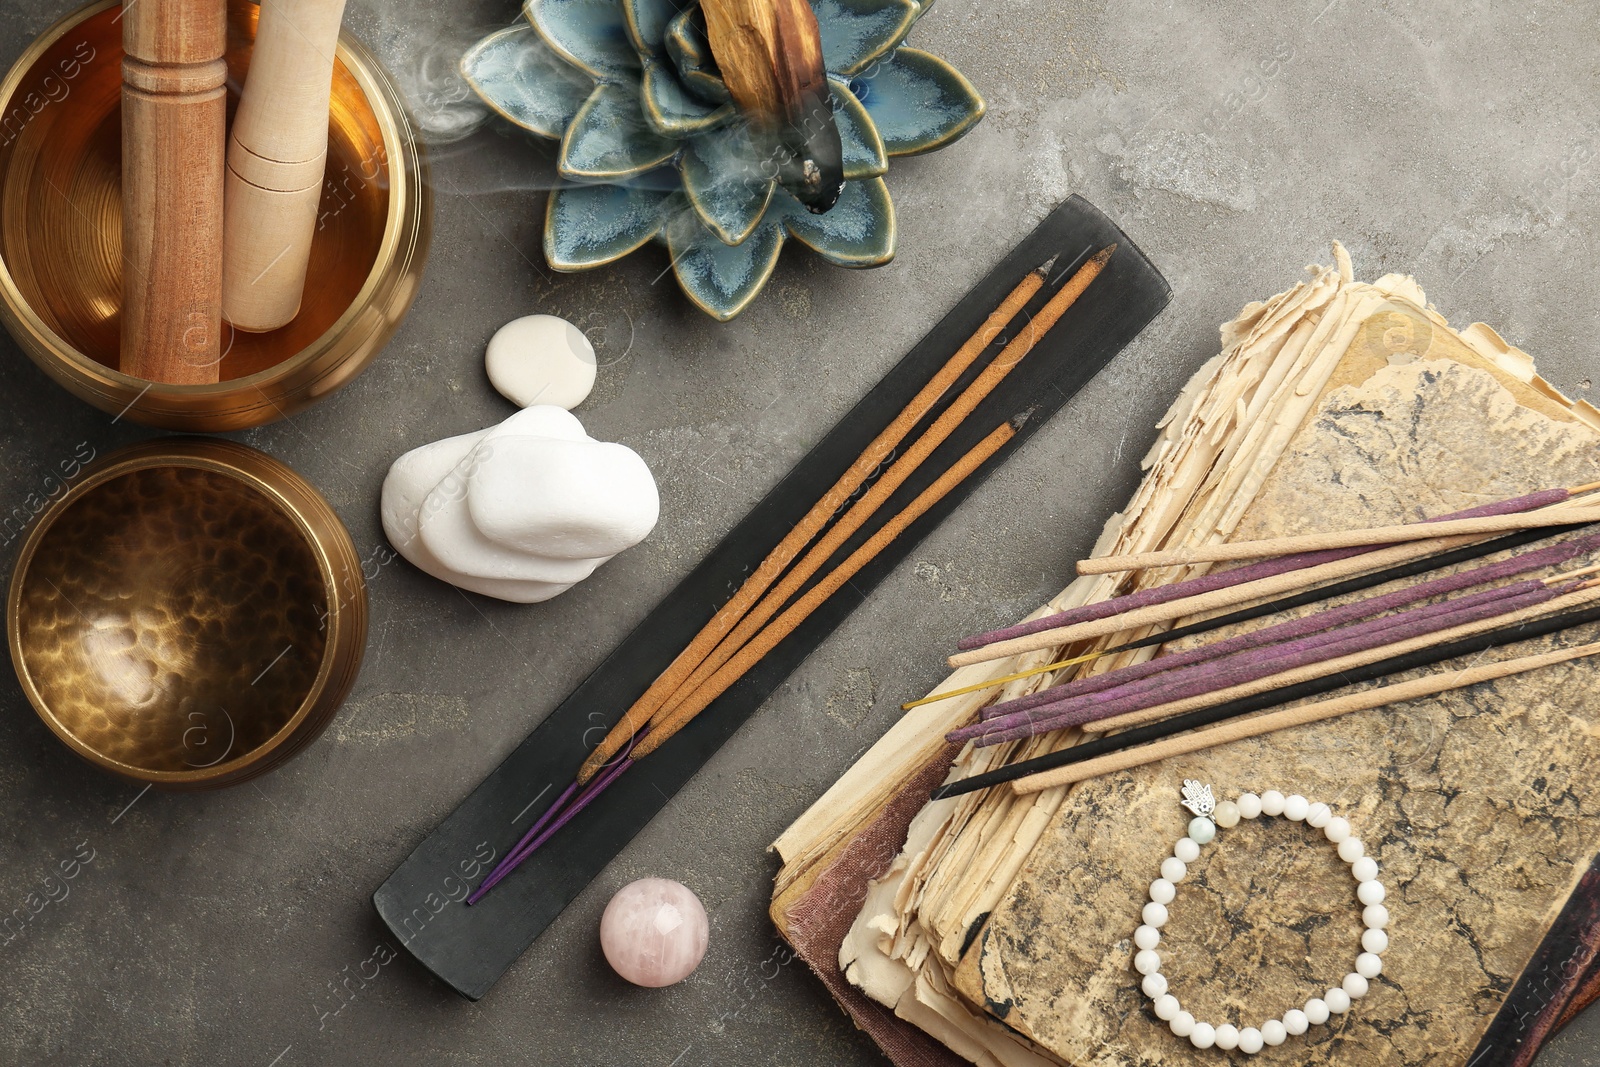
[485,314,598,410]
[601,878,712,988]
[2,0,1599,1064]
[960,359,1600,1064]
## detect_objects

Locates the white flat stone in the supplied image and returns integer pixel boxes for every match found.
[381,431,572,603]
[468,435,658,559]
[419,468,611,585]
[381,404,657,603]
[485,314,596,410]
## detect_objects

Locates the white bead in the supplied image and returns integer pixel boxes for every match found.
[1174,838,1201,863]
[1135,950,1162,975]
[1134,924,1160,951]
[1356,952,1383,978]
[1343,972,1370,999]
[1237,793,1263,819]
[1352,856,1379,883]
[1214,801,1240,828]
[1283,1008,1309,1036]
[1143,901,1169,928]
[1324,816,1351,843]
[1362,928,1389,954]
[1261,1019,1287,1046]
[1149,879,1175,905]
[1260,790,1286,816]
[1364,903,1390,930]
[1338,837,1365,862]
[1142,971,1169,998]
[1325,988,1352,1014]
[1214,1024,1240,1050]
[1169,1010,1195,1038]
[1190,1022,1216,1049]
[1283,795,1309,821]
[1153,993,1180,1020]
[1237,1027,1264,1054]
[1304,997,1330,1025]
[1161,857,1188,884]
[1188,818,1216,845]
[1358,880,1387,906]
[1306,802,1332,828]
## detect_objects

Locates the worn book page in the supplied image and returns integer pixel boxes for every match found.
[776,252,1600,1065]
[955,342,1600,1065]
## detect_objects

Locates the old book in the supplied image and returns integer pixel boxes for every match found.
[773,247,1600,1066]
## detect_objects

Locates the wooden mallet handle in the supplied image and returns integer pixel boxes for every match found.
[121,0,227,384]
[222,0,348,333]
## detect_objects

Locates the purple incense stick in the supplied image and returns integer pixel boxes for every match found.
[468,729,650,905]
[954,581,1569,745]
[468,756,637,904]
[955,487,1571,651]
[975,532,1600,724]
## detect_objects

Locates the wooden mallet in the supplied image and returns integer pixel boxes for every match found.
[121,0,228,384]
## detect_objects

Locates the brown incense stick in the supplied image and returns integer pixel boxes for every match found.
[628,420,1020,762]
[1077,508,1600,575]
[1010,639,1600,794]
[574,258,1054,782]
[1082,581,1600,733]
[648,246,1118,731]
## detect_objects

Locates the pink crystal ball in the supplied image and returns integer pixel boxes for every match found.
[600,878,709,987]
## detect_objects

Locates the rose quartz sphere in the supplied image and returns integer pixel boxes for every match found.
[600,878,709,987]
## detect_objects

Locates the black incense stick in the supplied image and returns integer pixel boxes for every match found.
[906,522,1594,710]
[929,600,1600,800]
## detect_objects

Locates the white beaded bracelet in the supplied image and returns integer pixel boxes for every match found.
[1133,780,1387,1053]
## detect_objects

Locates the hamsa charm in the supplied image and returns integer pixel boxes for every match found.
[1180,779,1215,819]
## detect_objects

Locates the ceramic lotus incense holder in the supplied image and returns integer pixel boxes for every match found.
[462,0,984,319]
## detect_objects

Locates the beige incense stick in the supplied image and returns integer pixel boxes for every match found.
[1010,639,1600,794]
[629,422,1019,763]
[121,0,227,384]
[651,246,1117,727]
[223,0,350,331]
[948,532,1482,668]
[1077,508,1600,575]
[575,260,1052,782]
[1082,582,1600,733]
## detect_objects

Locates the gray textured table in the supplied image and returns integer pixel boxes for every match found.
[2,1,1598,1064]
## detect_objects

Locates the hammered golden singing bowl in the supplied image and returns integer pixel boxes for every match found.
[7,439,367,789]
[0,0,430,431]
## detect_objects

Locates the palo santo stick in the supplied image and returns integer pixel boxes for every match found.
[121,0,227,383]
[653,246,1118,729]
[1077,508,1600,575]
[948,532,1485,668]
[1010,639,1600,794]
[574,259,1052,782]
[628,420,1019,763]
[1085,581,1600,733]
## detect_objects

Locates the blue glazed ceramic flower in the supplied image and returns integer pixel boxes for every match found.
[462,0,984,320]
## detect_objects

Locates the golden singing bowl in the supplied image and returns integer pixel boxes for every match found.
[0,0,430,432]
[7,439,368,789]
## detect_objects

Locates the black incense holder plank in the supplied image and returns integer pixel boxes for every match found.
[373,196,1172,1000]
